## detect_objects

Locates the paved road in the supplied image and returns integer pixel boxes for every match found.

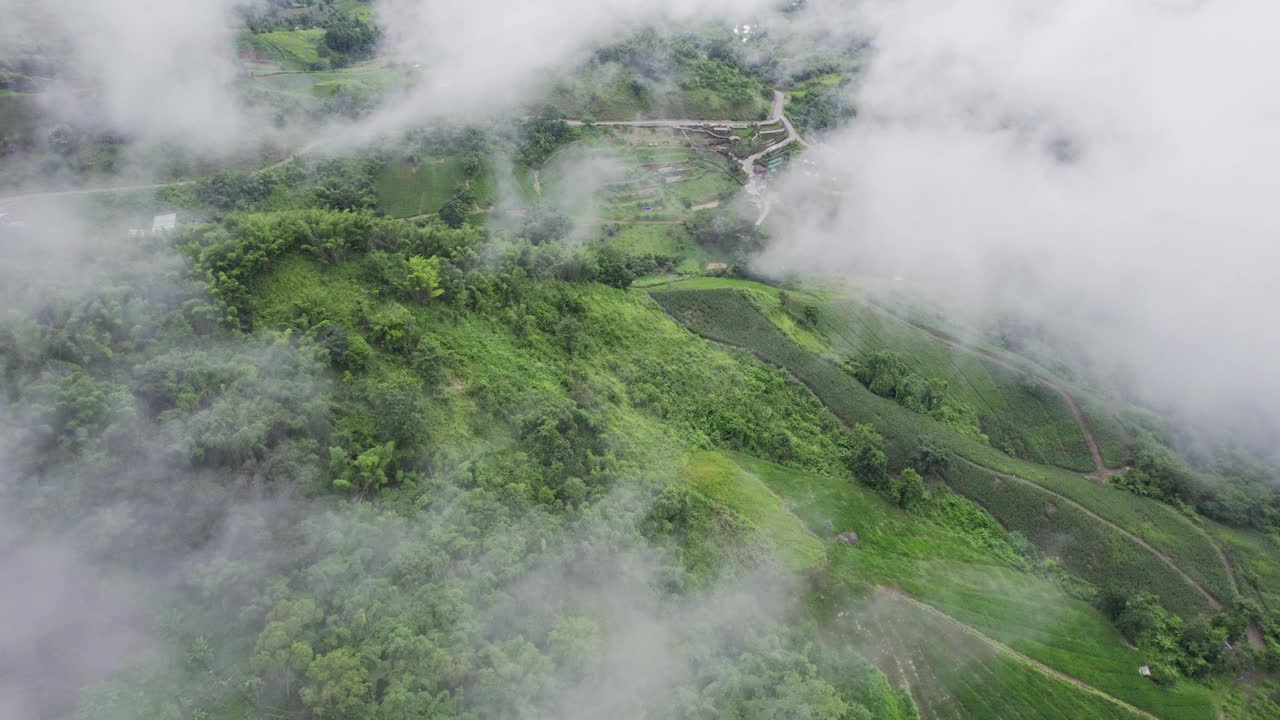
[739,91,805,225]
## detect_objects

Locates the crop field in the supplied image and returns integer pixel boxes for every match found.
[375,156,470,218]
[895,563,1215,720]
[1078,396,1133,468]
[819,298,1096,472]
[651,285,1236,610]
[243,67,408,111]
[253,29,326,69]
[945,460,1210,618]
[1222,680,1280,720]
[981,361,1096,472]
[1212,523,1280,610]
[844,592,1145,720]
[752,455,1214,720]
[679,452,825,571]
[541,141,740,223]
[331,0,375,21]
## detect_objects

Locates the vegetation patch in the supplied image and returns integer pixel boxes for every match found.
[681,452,826,571]
[651,287,1235,611]
[375,156,469,218]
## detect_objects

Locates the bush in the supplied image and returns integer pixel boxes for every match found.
[595,246,634,289]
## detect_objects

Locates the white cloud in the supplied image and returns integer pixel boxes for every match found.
[763,0,1280,443]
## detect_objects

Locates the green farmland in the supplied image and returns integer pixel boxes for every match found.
[252,29,327,69]
[743,453,1215,720]
[540,139,741,224]
[818,297,1099,473]
[650,284,1235,615]
[375,156,471,218]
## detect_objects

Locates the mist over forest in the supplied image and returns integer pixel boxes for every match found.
[2,1,1279,719]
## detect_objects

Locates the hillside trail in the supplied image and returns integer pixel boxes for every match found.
[866,299,1121,480]
[873,587,1163,720]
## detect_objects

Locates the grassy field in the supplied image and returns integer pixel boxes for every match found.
[375,156,469,218]
[254,29,326,69]
[751,456,1215,720]
[679,452,825,571]
[650,284,1235,614]
[602,224,711,273]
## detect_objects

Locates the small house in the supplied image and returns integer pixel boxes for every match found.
[1138,665,1151,678]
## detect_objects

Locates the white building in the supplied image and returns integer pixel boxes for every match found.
[152,213,177,232]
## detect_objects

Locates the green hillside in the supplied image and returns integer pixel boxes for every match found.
[8,14,1280,720]
[650,285,1235,615]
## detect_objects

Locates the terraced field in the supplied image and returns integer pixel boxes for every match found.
[541,140,740,224]
[650,284,1235,615]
